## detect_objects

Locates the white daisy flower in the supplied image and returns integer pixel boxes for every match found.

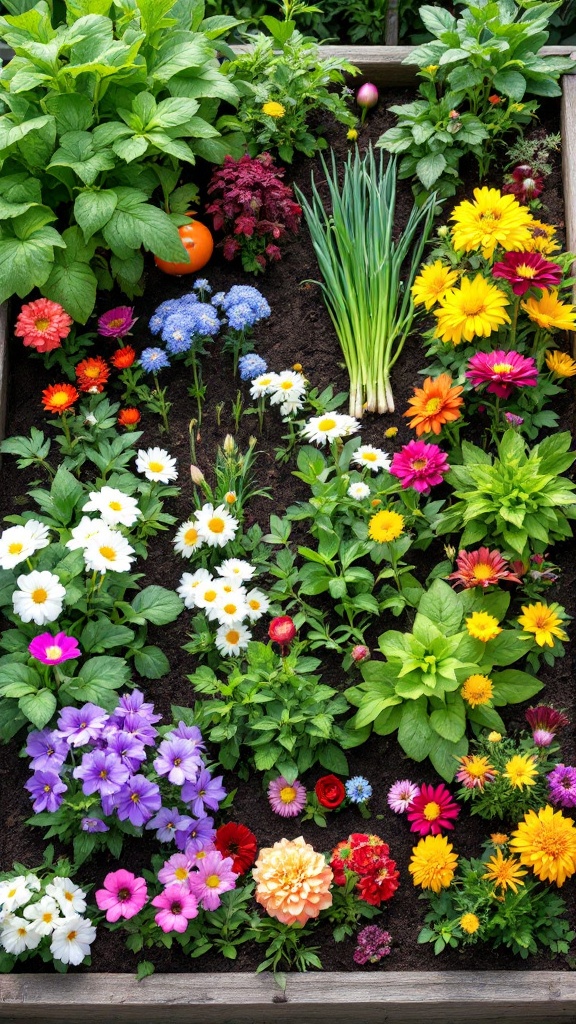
[215,559,255,582]
[173,520,204,557]
[46,878,87,917]
[135,447,178,483]
[347,481,371,500]
[352,445,392,472]
[214,621,252,657]
[176,569,213,609]
[65,516,109,551]
[193,578,224,612]
[82,529,136,574]
[0,916,42,955]
[0,520,50,570]
[268,370,307,405]
[0,876,36,912]
[279,398,305,418]
[82,486,141,528]
[249,373,280,400]
[244,588,270,622]
[301,413,360,446]
[217,578,246,598]
[23,896,62,935]
[49,914,96,966]
[209,593,249,626]
[195,503,239,548]
[12,571,66,626]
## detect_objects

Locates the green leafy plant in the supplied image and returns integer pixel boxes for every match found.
[455,732,558,821]
[248,917,322,973]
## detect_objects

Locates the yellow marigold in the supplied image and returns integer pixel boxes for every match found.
[460,912,480,934]
[510,805,576,886]
[434,275,510,346]
[368,509,404,543]
[521,290,576,332]
[347,128,358,141]
[423,64,438,74]
[504,753,538,789]
[262,101,286,119]
[460,674,493,707]
[522,219,560,255]
[411,261,459,311]
[488,731,502,743]
[450,187,533,259]
[465,611,502,642]
[546,350,576,377]
[252,836,333,925]
[518,602,569,648]
[409,834,458,892]
[483,848,527,893]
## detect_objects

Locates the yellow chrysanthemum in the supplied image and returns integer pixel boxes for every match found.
[434,275,510,346]
[503,754,538,789]
[408,834,458,893]
[262,101,286,119]
[411,261,460,311]
[368,509,404,543]
[465,611,501,642]
[460,674,493,707]
[522,219,560,255]
[347,128,358,141]
[460,912,480,934]
[482,848,527,893]
[517,602,569,648]
[521,290,576,332]
[450,187,533,259]
[510,805,576,886]
[545,350,576,377]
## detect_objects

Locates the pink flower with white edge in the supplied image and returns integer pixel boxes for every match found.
[95,869,148,922]
[187,850,238,911]
[151,885,199,933]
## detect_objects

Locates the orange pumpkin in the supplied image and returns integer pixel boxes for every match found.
[154,219,214,276]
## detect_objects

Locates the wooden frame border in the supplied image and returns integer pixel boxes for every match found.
[1,46,576,1023]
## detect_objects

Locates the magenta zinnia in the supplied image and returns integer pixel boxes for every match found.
[466,350,538,399]
[406,783,460,836]
[492,251,562,296]
[390,440,449,494]
[448,548,523,589]
[28,632,81,665]
[95,869,148,922]
[98,306,137,338]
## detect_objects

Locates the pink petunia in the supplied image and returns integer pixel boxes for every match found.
[151,884,199,933]
[390,440,449,494]
[187,850,238,911]
[95,869,148,922]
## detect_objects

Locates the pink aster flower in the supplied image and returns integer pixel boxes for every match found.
[492,251,562,296]
[387,780,420,814]
[466,350,538,398]
[151,884,199,933]
[95,869,148,922]
[28,631,81,665]
[406,783,460,836]
[267,776,307,817]
[98,306,137,339]
[158,852,195,888]
[390,440,449,494]
[448,547,523,589]
[187,850,238,911]
[15,298,73,353]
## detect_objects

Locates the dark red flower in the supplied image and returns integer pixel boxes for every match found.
[315,775,346,809]
[503,164,544,203]
[215,822,258,875]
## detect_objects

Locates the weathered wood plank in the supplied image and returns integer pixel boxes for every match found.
[560,74,576,355]
[385,0,399,47]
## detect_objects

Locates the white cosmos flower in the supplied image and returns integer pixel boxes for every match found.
[24,896,62,935]
[0,520,50,570]
[45,878,87,917]
[50,915,96,965]
[12,570,66,626]
[249,372,280,400]
[215,559,255,582]
[173,520,204,557]
[301,413,360,446]
[347,481,371,500]
[0,916,42,954]
[244,588,270,622]
[209,593,248,626]
[268,370,307,405]
[0,876,36,912]
[135,447,178,483]
[65,516,109,551]
[214,621,252,657]
[352,445,392,472]
[83,528,136,574]
[177,569,213,609]
[195,503,238,548]
[82,486,141,528]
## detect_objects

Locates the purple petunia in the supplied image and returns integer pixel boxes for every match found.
[81,817,109,833]
[114,712,158,746]
[153,737,202,786]
[26,728,68,772]
[177,815,216,853]
[181,769,226,817]
[104,729,147,771]
[547,764,576,808]
[57,703,109,747]
[73,750,130,798]
[171,722,206,752]
[146,806,194,844]
[116,774,162,827]
[114,690,162,724]
[25,770,67,812]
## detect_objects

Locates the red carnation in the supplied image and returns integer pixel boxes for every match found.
[214,822,258,875]
[315,775,346,809]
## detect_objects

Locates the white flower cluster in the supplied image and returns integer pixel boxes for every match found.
[250,369,307,418]
[0,874,96,966]
[173,503,239,556]
[177,559,269,657]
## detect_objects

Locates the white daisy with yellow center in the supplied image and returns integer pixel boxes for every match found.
[12,570,66,626]
[244,588,270,622]
[82,486,141,528]
[0,915,41,954]
[177,569,213,609]
[135,447,178,483]
[301,413,359,446]
[352,445,392,473]
[173,520,204,557]
[249,373,280,400]
[269,370,307,406]
[65,516,109,551]
[83,528,136,574]
[195,503,239,548]
[216,559,255,582]
[210,592,249,626]
[214,621,252,657]
[0,520,50,571]
[347,481,371,500]
[193,578,225,611]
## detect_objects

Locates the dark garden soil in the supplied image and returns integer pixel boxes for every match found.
[0,90,575,976]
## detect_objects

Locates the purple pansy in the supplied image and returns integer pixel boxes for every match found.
[153,737,202,786]
[105,729,147,770]
[57,703,109,747]
[116,774,162,827]
[73,749,130,797]
[146,806,194,844]
[171,722,206,752]
[114,690,162,724]
[25,728,68,772]
[177,815,216,853]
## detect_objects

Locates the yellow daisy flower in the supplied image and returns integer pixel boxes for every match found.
[411,261,459,311]
[460,912,480,934]
[482,848,527,893]
[408,834,458,892]
[434,275,510,346]
[518,602,568,647]
[545,350,576,377]
[262,101,286,119]
[460,674,493,707]
[465,611,501,642]
[510,805,576,886]
[450,187,533,259]
[368,509,404,543]
[522,219,560,255]
[504,754,538,789]
[521,291,576,332]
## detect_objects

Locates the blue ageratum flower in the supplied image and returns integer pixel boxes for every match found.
[149,299,182,335]
[221,286,271,322]
[140,347,170,372]
[161,312,198,354]
[178,293,199,307]
[193,278,212,294]
[238,353,268,381]
[227,302,259,331]
[211,291,226,308]
[345,776,373,804]
[188,302,221,337]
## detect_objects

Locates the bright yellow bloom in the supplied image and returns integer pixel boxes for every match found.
[503,754,538,789]
[450,187,533,259]
[252,836,333,924]
[546,350,576,377]
[434,275,510,346]
[518,602,569,648]
[368,509,404,543]
[347,128,358,141]
[521,290,576,332]
[408,834,458,892]
[384,426,398,438]
[460,912,480,934]
[483,849,527,893]
[510,805,576,886]
[488,731,502,743]
[465,611,501,642]
[522,219,560,255]
[411,261,459,311]
[262,101,286,119]
[460,674,493,707]
[490,833,509,846]
[423,64,438,74]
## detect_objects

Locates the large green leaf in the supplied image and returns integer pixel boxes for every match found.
[130,585,184,625]
[418,579,463,634]
[47,130,116,186]
[492,669,543,705]
[102,187,188,262]
[19,688,57,729]
[74,188,118,242]
[429,696,466,742]
[42,226,97,322]
[398,698,433,760]
[428,733,468,782]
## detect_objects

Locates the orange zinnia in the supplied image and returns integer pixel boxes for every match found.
[111,345,136,370]
[404,374,464,436]
[42,383,79,413]
[75,356,110,393]
[118,407,141,428]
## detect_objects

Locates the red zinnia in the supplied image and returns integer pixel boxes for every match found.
[315,775,346,809]
[111,345,136,369]
[503,164,544,203]
[15,298,73,354]
[406,783,460,836]
[214,822,258,874]
[357,862,400,905]
[75,356,110,393]
[330,833,400,906]
[492,251,562,296]
[117,408,141,428]
[449,547,522,589]
[42,383,79,413]
[466,349,538,398]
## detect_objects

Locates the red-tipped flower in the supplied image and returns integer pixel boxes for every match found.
[268,616,296,646]
[449,548,523,589]
[406,783,460,836]
[75,356,110,393]
[525,705,570,747]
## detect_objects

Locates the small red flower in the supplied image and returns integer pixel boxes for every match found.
[111,345,136,369]
[315,775,346,809]
[488,94,501,105]
[215,822,258,875]
[42,383,79,413]
[268,616,297,646]
[118,408,141,429]
[75,356,110,393]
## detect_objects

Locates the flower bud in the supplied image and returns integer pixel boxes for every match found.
[190,464,205,485]
[444,544,456,561]
[268,616,297,646]
[223,434,235,455]
[351,644,370,663]
[356,83,379,110]
[437,225,449,238]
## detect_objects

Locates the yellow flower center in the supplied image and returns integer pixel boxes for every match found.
[318,417,337,431]
[67,930,77,941]
[280,786,297,804]
[462,299,487,316]
[208,517,225,534]
[206,874,221,888]
[43,912,53,923]
[472,563,493,580]
[223,603,237,615]
[31,588,48,604]
[280,380,294,390]
[45,645,62,660]
[411,458,427,470]
[539,824,570,857]
[109,500,123,511]
[204,589,217,602]
[7,888,16,899]
[108,318,124,329]
[184,528,198,546]
[84,366,100,379]
[8,542,23,554]
[226,630,240,644]
[43,784,51,792]
[363,452,377,462]
[249,599,260,610]
[51,391,70,407]
[517,264,536,278]
[99,545,116,560]
[174,867,188,881]
[423,801,442,821]
[492,363,513,374]
[424,397,442,413]
[34,318,50,331]
[148,461,164,473]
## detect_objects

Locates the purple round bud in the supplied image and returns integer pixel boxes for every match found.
[356,83,379,110]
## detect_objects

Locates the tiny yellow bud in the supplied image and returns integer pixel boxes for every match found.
[347,128,358,141]
[384,426,398,438]
[488,731,502,743]
[223,434,235,455]
[437,225,449,238]
[292,363,303,372]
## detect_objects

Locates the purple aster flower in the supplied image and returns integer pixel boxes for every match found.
[177,815,216,853]
[25,770,67,812]
[171,722,206,752]
[114,711,158,746]
[81,817,109,833]
[57,703,109,747]
[547,764,576,808]
[73,750,130,797]
[116,775,162,827]
[353,925,392,965]
[182,769,226,816]
[504,412,524,426]
[105,729,147,770]
[98,306,137,338]
[25,728,68,772]
[387,779,420,814]
[187,850,238,911]
[153,737,202,786]
[145,807,194,844]
[114,690,162,724]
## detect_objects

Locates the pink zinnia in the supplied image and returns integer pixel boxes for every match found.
[151,884,199,933]
[406,783,460,836]
[15,298,73,353]
[187,850,238,911]
[157,853,195,888]
[466,350,538,398]
[525,705,570,747]
[267,776,307,817]
[390,440,449,494]
[387,780,420,814]
[98,306,137,338]
[95,869,148,922]
[28,631,80,665]
[492,251,562,296]
[449,547,523,589]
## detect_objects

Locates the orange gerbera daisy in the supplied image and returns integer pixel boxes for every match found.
[117,408,141,428]
[42,383,79,413]
[111,345,136,370]
[75,356,110,393]
[404,374,464,436]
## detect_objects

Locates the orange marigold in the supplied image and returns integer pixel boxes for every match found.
[75,356,110,393]
[118,408,141,428]
[252,836,333,925]
[42,383,79,413]
[404,374,464,436]
[111,345,136,370]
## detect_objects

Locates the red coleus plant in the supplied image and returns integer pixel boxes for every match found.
[205,153,302,274]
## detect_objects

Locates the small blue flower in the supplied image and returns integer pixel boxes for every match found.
[188,303,221,337]
[161,312,198,353]
[193,278,212,293]
[149,313,164,336]
[178,293,199,307]
[211,291,226,307]
[227,302,258,331]
[345,776,373,804]
[140,347,170,372]
[221,286,271,322]
[238,353,268,381]
[150,299,182,330]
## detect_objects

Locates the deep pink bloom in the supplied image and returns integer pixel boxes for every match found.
[407,783,460,835]
[187,850,238,911]
[525,705,570,747]
[151,884,199,933]
[466,350,538,398]
[389,440,449,494]
[449,547,523,589]
[492,251,562,296]
[28,631,81,665]
[98,306,137,338]
[267,776,307,817]
[95,869,148,922]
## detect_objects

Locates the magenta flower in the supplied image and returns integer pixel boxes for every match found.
[187,850,238,911]
[492,251,562,296]
[158,853,195,888]
[466,350,538,399]
[267,775,307,817]
[547,764,576,808]
[406,783,460,836]
[387,780,420,814]
[151,884,199,933]
[98,306,137,338]
[390,440,449,494]
[28,631,80,665]
[95,869,148,922]
[525,705,569,747]
[353,925,392,965]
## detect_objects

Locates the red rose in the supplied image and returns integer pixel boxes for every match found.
[315,775,346,809]
[268,616,297,645]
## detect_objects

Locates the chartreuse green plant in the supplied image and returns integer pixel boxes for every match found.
[0,0,244,320]
[345,579,543,781]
